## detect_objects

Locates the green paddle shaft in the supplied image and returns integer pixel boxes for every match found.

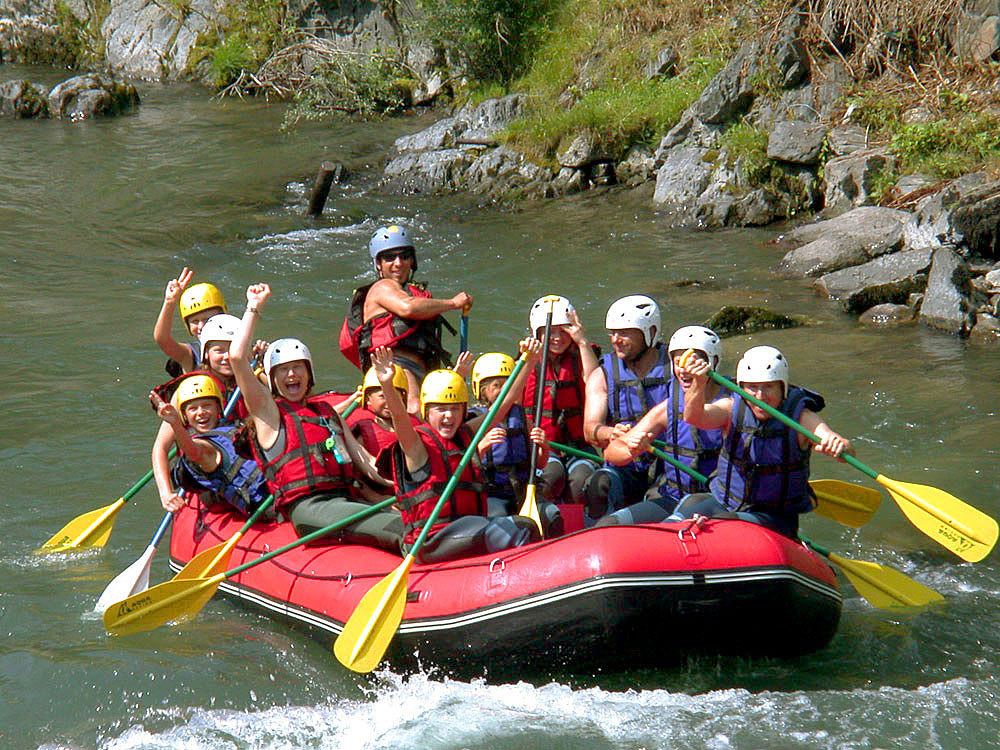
[407,354,529,555]
[702,369,878,480]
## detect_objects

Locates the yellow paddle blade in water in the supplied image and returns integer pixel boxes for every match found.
[827,551,945,609]
[810,479,882,528]
[878,475,998,563]
[171,541,235,581]
[518,485,543,535]
[36,499,125,553]
[334,555,414,673]
[104,572,225,636]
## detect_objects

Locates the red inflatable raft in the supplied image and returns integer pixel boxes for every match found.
[168,502,841,675]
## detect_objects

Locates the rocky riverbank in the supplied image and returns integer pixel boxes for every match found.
[4,1,1000,341]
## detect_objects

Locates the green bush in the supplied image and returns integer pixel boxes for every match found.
[415,0,558,84]
[891,114,1000,178]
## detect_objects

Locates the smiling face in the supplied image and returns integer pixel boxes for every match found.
[185,307,223,337]
[272,359,312,403]
[203,341,233,378]
[182,396,221,433]
[609,328,646,363]
[425,402,465,440]
[671,349,708,391]
[739,380,784,420]
[541,324,572,356]
[376,248,415,283]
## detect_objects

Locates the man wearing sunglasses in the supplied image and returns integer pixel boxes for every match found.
[341,225,473,414]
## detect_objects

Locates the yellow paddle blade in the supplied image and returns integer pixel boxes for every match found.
[828,551,945,609]
[810,479,882,528]
[171,540,236,581]
[104,572,225,636]
[334,555,414,673]
[518,485,543,535]
[877,474,998,563]
[36,499,126,553]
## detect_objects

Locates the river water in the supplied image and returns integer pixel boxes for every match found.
[2,65,999,749]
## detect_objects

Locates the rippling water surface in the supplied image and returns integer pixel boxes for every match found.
[3,64,1000,749]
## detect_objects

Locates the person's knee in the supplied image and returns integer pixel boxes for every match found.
[567,463,594,503]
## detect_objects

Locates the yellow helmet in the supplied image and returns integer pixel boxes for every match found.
[419,369,468,418]
[175,374,223,419]
[471,353,515,399]
[362,364,409,399]
[179,283,227,322]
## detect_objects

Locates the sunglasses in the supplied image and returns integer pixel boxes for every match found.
[377,249,415,263]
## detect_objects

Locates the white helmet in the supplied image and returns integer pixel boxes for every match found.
[668,325,722,369]
[605,295,661,347]
[529,295,575,335]
[199,314,243,361]
[736,345,788,395]
[264,337,315,391]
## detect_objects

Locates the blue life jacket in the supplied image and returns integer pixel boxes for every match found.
[651,375,724,503]
[709,385,825,513]
[601,343,670,473]
[468,403,531,498]
[173,425,269,515]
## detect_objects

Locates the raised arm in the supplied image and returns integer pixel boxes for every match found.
[372,346,427,472]
[150,390,221,473]
[680,356,733,431]
[339,413,392,488]
[153,267,195,369]
[467,338,541,433]
[566,309,599,380]
[366,278,472,320]
[230,283,281,446]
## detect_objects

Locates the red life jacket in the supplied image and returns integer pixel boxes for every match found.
[522,350,586,445]
[347,406,420,464]
[252,396,360,512]
[338,280,450,370]
[392,423,487,543]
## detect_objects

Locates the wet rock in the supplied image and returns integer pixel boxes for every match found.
[919,246,975,334]
[902,173,989,252]
[590,161,616,186]
[778,206,909,277]
[823,149,896,215]
[690,39,760,124]
[382,148,477,193]
[814,248,933,312]
[552,167,587,195]
[652,146,714,211]
[644,47,679,79]
[971,312,1000,340]
[654,114,722,162]
[47,74,139,119]
[459,94,526,143]
[826,125,868,156]
[393,116,465,153]
[858,303,916,326]
[0,79,49,118]
[704,305,805,337]
[767,121,827,165]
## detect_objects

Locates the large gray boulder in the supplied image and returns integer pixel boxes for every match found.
[778,206,910,276]
[902,172,989,252]
[814,248,933,312]
[47,73,139,119]
[948,181,1000,260]
[102,0,217,80]
[767,121,826,165]
[652,146,714,207]
[689,39,760,124]
[919,246,975,334]
[822,149,896,215]
[381,149,477,193]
